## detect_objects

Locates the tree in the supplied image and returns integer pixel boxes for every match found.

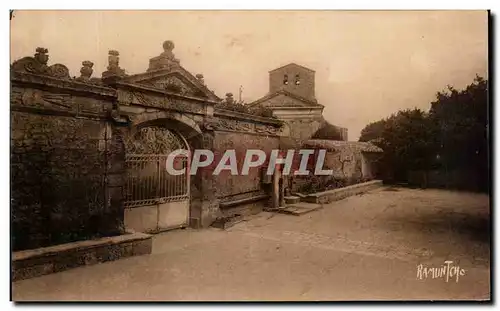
[358,75,488,191]
[372,109,435,182]
[359,119,387,143]
[429,75,488,191]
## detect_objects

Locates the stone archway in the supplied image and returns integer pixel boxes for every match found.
[123,113,203,233]
[131,111,203,141]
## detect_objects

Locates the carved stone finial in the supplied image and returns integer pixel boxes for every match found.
[102,50,125,78]
[107,50,120,70]
[147,40,180,72]
[77,61,94,81]
[225,93,234,104]
[163,40,175,53]
[11,46,70,79]
[196,73,205,85]
[34,47,49,65]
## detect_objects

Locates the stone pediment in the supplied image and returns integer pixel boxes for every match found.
[120,41,221,102]
[122,69,220,101]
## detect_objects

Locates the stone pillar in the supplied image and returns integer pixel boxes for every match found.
[279,173,285,207]
[104,123,127,233]
[189,131,220,228]
[272,165,281,209]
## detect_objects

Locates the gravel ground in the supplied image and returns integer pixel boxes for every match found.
[12,186,490,301]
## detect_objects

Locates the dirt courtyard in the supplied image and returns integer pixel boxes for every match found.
[12,186,490,301]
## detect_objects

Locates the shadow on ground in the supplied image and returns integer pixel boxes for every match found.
[384,210,491,246]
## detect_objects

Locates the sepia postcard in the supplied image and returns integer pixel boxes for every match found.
[9,10,490,302]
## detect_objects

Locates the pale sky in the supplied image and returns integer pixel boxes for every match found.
[10,10,488,140]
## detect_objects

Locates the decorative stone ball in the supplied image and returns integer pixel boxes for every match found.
[163,40,175,51]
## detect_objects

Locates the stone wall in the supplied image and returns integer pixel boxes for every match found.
[290,149,380,193]
[213,131,280,201]
[11,83,122,251]
[10,44,289,248]
[285,117,325,142]
[12,231,152,281]
[322,150,362,180]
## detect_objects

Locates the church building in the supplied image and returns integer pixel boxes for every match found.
[248,63,381,193]
[248,63,348,142]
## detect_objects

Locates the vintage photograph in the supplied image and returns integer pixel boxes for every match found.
[10,10,489,301]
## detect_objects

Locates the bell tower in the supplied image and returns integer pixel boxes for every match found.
[268,63,316,102]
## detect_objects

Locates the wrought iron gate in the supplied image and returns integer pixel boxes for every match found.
[123,126,190,232]
[124,154,189,207]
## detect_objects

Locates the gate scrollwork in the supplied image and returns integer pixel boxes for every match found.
[124,126,186,154]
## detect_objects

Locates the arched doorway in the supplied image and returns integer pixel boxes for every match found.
[123,125,190,233]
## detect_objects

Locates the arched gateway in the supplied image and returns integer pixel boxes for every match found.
[9,41,287,255]
[109,40,220,232]
[123,125,190,233]
[106,40,285,232]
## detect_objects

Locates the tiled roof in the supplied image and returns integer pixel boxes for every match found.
[302,139,383,153]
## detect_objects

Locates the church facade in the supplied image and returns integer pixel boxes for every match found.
[248,63,348,142]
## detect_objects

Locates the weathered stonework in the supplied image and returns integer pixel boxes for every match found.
[10,108,112,251]
[290,140,383,193]
[126,90,206,115]
[212,131,280,214]
[12,231,152,281]
[10,43,291,261]
[212,109,283,136]
[302,180,383,204]
[11,47,71,80]
[285,117,325,142]
[102,50,127,78]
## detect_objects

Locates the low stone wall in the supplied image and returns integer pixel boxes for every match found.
[219,196,269,218]
[302,180,383,204]
[12,231,152,282]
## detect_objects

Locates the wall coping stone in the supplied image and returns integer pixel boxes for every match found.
[214,108,283,127]
[302,180,384,204]
[13,230,151,262]
[306,180,383,198]
[11,71,116,97]
[115,81,221,105]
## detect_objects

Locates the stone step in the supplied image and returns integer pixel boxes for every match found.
[275,202,323,216]
[284,196,301,204]
[292,193,307,199]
